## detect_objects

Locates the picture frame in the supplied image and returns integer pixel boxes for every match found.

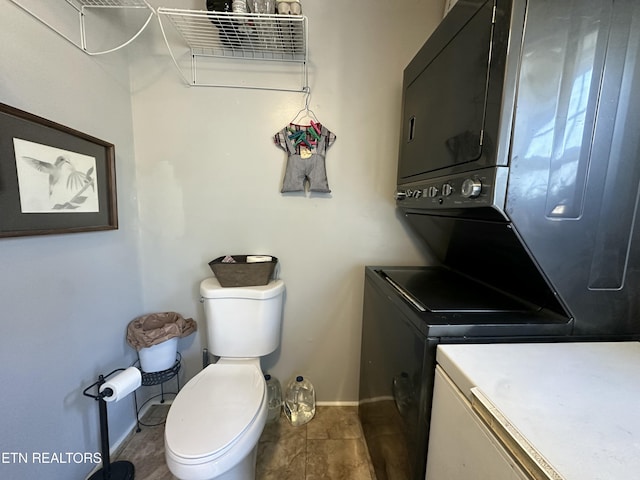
[0,103,117,238]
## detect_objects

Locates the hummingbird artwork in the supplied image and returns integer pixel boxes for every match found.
[13,137,99,213]
[20,154,96,211]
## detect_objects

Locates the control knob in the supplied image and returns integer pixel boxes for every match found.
[395,190,407,201]
[427,186,439,198]
[461,178,482,198]
[441,183,453,197]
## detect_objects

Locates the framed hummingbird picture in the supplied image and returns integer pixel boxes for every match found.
[0,103,117,238]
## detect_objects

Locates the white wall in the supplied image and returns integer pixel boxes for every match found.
[0,3,143,479]
[129,0,442,402]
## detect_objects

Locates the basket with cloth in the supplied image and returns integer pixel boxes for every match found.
[126,312,197,350]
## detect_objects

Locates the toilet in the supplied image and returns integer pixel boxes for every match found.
[165,277,285,480]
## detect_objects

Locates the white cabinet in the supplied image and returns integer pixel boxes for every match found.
[426,366,530,480]
[430,342,640,480]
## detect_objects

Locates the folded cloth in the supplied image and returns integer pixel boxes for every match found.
[126,312,197,351]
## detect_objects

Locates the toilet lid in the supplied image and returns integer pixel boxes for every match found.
[165,363,265,461]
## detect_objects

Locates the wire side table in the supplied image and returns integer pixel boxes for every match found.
[133,353,181,432]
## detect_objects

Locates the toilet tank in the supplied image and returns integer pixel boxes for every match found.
[200,278,285,357]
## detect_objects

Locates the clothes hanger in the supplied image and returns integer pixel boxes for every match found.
[287,90,322,148]
[290,89,319,125]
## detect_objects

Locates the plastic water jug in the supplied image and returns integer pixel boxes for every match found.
[284,375,316,426]
[265,374,282,423]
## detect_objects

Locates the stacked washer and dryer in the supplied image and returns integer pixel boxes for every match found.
[359,0,640,479]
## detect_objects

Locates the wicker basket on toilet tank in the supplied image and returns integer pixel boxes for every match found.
[208,255,278,287]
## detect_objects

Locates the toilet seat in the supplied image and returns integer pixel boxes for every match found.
[165,362,265,465]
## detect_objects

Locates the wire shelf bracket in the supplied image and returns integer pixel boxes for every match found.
[157,8,309,93]
[9,0,155,56]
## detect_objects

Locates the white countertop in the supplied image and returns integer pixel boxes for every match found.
[437,342,640,480]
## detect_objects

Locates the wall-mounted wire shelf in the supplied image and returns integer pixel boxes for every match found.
[9,0,155,55]
[157,8,309,92]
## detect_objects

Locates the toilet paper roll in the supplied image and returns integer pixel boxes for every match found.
[246,255,273,263]
[99,367,142,403]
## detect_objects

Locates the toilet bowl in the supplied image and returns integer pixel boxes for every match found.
[165,359,267,480]
[165,278,285,480]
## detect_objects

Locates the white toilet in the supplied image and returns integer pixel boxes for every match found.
[165,277,285,480]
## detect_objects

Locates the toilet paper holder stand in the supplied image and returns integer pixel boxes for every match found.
[83,368,137,480]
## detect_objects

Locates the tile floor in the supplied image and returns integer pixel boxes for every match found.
[113,404,376,480]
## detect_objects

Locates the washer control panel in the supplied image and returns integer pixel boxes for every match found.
[395,170,500,210]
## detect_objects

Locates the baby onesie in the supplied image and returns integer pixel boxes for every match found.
[274,122,336,193]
